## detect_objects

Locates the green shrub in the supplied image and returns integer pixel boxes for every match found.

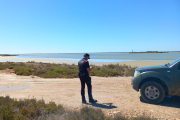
[125,67,136,76]
[0,96,65,120]
[90,64,135,77]
[14,67,33,76]
[0,62,137,78]
[64,106,111,120]
[0,96,157,120]
[0,62,15,70]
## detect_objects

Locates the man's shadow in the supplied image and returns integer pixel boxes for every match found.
[85,102,117,109]
[140,96,180,108]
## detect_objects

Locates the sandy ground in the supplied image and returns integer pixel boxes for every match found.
[0,71,180,119]
[0,56,173,67]
[0,57,179,119]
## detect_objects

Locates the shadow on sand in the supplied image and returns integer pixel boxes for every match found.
[140,96,180,108]
[85,102,117,109]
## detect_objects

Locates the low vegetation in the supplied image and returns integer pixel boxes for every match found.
[0,96,64,120]
[0,62,136,78]
[0,96,155,120]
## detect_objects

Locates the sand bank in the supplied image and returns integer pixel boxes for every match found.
[0,56,173,67]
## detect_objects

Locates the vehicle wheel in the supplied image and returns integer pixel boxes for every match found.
[140,81,165,103]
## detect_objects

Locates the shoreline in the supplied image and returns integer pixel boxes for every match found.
[0,56,173,67]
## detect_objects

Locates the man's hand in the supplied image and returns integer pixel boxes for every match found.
[87,66,93,72]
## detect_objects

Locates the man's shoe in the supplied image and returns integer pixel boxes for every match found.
[82,100,87,104]
[89,99,97,103]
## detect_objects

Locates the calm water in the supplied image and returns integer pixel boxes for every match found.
[16,52,180,62]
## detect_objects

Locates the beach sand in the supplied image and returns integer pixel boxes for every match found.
[0,56,173,67]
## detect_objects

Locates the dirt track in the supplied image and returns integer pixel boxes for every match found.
[0,71,180,119]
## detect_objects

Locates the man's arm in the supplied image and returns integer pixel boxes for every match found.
[87,66,93,72]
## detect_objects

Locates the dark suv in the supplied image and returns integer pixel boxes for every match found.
[132,58,180,103]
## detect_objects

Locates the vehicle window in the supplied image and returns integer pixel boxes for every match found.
[170,58,180,67]
[178,63,180,70]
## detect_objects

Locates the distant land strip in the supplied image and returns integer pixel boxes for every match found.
[0,54,19,56]
[129,51,169,53]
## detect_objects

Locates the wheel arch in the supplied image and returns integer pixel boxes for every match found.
[138,77,169,95]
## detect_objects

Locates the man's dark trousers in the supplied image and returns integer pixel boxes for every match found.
[79,77,93,101]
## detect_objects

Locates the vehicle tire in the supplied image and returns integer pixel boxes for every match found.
[140,81,165,103]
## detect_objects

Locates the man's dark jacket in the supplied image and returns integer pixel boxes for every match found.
[78,58,90,80]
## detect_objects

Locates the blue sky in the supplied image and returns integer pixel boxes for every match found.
[0,0,179,54]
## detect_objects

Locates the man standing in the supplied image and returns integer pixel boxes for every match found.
[78,53,97,103]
